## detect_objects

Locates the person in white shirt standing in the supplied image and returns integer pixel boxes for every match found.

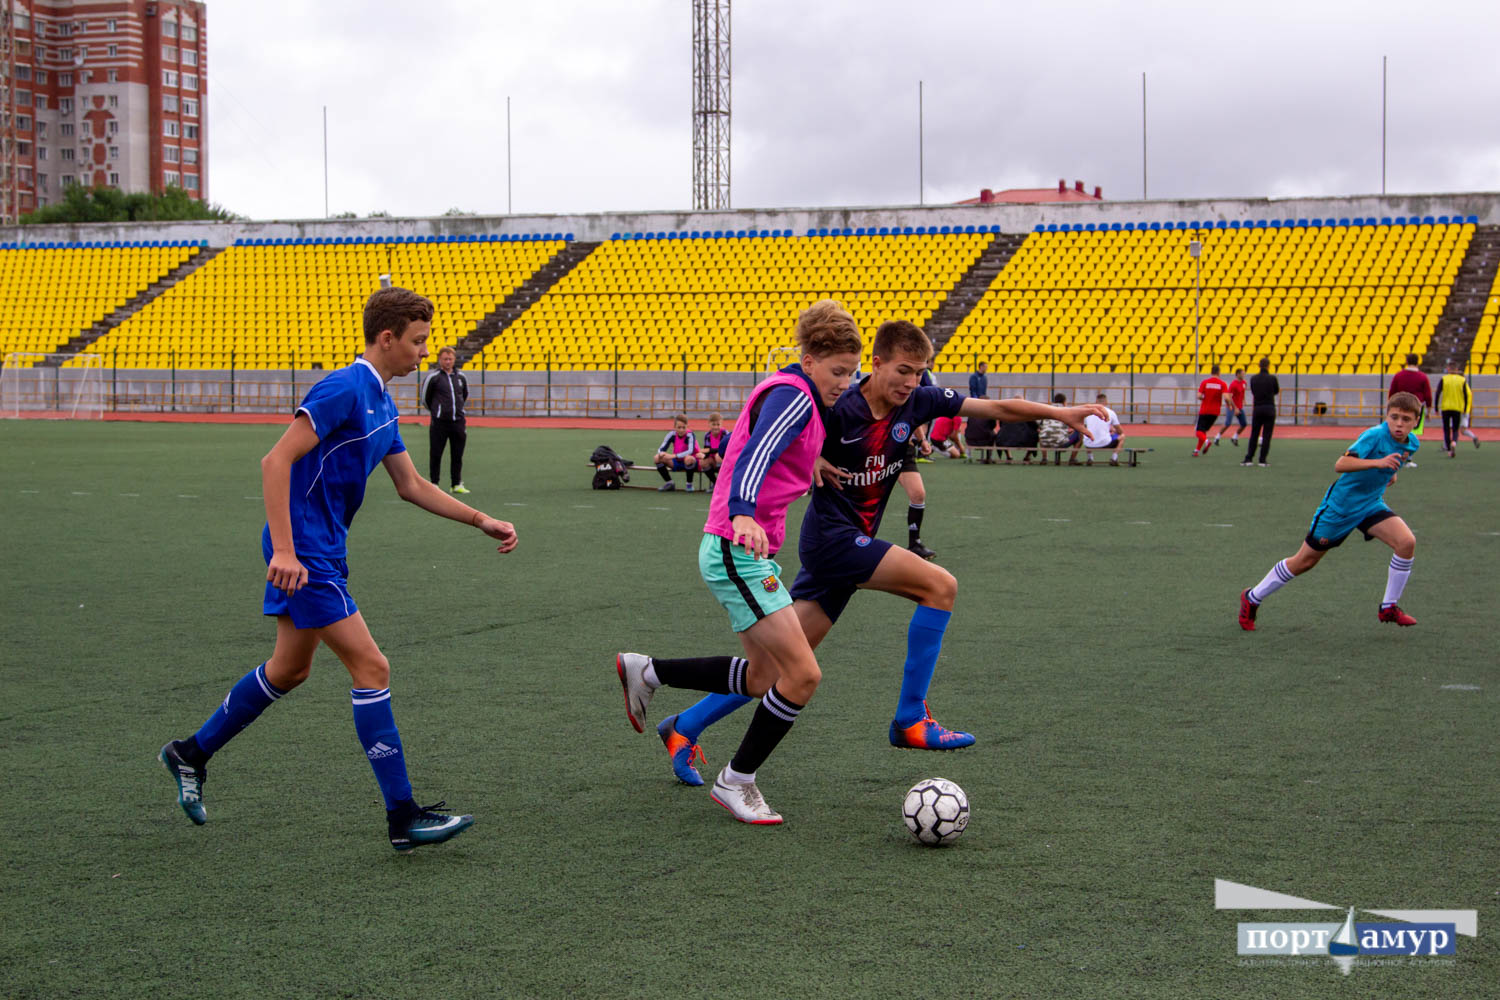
[1067,392,1126,466]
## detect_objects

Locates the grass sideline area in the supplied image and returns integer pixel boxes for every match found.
[1,420,1495,999]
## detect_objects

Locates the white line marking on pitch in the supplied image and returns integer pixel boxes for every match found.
[572,505,594,509]
[70,491,91,496]
[959,515,982,520]
[647,506,670,510]
[177,494,198,499]
[243,496,260,500]
[1207,523,1234,527]
[1127,520,1151,525]
[1440,684,1480,691]
[504,502,527,507]
[1483,532,1500,536]
[21,489,40,494]
[121,493,141,497]
[1043,518,1071,522]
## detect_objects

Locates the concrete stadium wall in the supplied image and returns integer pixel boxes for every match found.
[4,192,1500,247]
[10,366,1494,426]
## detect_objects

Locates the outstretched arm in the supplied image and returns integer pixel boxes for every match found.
[959,396,1106,438]
[382,451,517,552]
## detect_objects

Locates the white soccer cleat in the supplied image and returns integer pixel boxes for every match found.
[710,768,784,825]
[616,652,655,733]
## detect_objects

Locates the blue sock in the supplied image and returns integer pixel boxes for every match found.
[675,693,753,743]
[193,663,285,757]
[895,606,952,726]
[351,687,413,810]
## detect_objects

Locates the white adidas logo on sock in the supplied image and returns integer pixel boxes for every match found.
[366,741,399,760]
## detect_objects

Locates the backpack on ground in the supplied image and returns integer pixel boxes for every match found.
[590,445,632,490]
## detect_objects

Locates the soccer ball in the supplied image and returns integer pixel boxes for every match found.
[902,777,969,846]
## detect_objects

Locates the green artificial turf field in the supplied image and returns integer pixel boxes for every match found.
[1,420,1495,999]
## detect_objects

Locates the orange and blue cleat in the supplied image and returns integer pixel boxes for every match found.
[889,703,975,751]
[658,714,708,786]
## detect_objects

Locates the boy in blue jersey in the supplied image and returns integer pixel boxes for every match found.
[1239,392,1422,630]
[654,321,1103,783]
[158,287,519,852]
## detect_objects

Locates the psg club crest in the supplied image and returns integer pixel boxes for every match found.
[854,535,872,547]
[761,576,780,594]
[892,422,912,443]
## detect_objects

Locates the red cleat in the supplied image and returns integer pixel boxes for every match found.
[1378,604,1417,626]
[1238,589,1258,631]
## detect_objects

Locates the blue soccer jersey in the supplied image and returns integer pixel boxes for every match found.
[1315,422,1419,518]
[803,380,965,538]
[261,358,406,561]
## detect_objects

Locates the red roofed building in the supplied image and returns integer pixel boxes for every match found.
[957,179,1103,205]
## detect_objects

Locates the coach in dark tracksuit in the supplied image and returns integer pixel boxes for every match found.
[423,346,470,493]
[1242,357,1279,467]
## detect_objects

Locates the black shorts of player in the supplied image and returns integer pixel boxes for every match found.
[1304,508,1398,551]
[1195,413,1219,433]
[904,439,919,465]
[789,524,894,625]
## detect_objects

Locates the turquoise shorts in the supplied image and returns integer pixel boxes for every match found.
[698,532,793,633]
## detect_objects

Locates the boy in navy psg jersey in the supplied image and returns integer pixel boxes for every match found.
[654,321,1103,782]
[158,287,518,852]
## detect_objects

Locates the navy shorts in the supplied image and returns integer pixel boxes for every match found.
[1195,413,1219,433]
[1305,506,1398,552]
[261,542,358,629]
[660,457,695,470]
[790,525,893,625]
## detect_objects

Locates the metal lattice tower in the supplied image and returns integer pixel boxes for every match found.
[1,2,17,225]
[692,0,730,211]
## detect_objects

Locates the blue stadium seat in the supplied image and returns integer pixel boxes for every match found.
[1046,224,1058,233]
[1467,214,1479,224]
[1421,215,1435,225]
[1437,215,1450,225]
[964,225,976,234]
[1310,218,1322,227]
[1395,217,1407,225]
[1033,224,1045,232]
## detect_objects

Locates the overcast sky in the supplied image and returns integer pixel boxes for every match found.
[205,0,1500,221]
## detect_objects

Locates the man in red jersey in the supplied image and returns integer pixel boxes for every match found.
[1388,354,1433,463]
[1193,364,1229,456]
[1213,368,1248,447]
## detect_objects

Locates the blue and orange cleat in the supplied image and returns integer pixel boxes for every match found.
[889,703,975,751]
[657,714,708,786]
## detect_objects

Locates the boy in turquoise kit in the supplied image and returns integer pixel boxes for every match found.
[1239,392,1422,630]
[158,287,518,851]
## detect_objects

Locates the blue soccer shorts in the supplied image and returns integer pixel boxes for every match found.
[262,549,359,629]
[1305,504,1398,552]
[790,524,893,625]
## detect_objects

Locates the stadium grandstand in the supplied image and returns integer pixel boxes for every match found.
[2,200,1498,420]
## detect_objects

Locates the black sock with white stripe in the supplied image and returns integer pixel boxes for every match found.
[729,684,805,776]
[907,503,925,546]
[649,656,750,695]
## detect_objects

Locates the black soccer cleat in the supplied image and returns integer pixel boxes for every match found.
[388,800,474,853]
[908,539,937,561]
[159,740,208,825]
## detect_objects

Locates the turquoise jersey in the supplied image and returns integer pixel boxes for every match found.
[1315,423,1419,518]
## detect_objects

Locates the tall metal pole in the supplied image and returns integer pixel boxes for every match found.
[323,106,329,217]
[919,80,925,206]
[1141,72,1148,200]
[507,96,513,214]
[1190,238,1202,379]
[1381,56,1387,195]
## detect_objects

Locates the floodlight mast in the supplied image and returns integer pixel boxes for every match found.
[692,0,730,211]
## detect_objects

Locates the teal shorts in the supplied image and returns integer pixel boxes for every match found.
[698,532,793,633]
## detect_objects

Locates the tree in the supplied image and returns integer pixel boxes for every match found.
[19,184,239,224]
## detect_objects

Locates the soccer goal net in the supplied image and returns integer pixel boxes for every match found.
[0,353,107,419]
[764,345,800,374]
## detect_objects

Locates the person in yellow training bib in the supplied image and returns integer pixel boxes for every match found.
[1436,361,1480,457]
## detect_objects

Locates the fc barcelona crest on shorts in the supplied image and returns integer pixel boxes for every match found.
[761,576,780,594]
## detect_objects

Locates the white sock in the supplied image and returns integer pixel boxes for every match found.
[722,764,755,785]
[643,662,660,689]
[1248,559,1295,604]
[1382,555,1413,608]
[1111,450,1119,460]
